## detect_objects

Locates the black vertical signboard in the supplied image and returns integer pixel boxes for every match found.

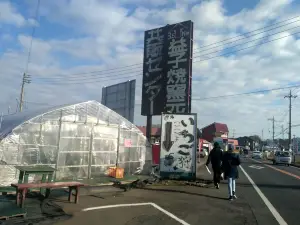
[141,21,193,116]
[165,21,193,114]
[141,27,166,116]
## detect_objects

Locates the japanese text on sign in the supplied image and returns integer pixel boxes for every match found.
[144,28,164,100]
[166,26,191,113]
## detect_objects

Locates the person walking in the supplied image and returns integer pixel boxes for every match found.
[206,142,223,189]
[222,145,241,201]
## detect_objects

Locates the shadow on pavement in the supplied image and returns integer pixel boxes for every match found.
[142,187,228,200]
[0,191,72,225]
[237,182,300,190]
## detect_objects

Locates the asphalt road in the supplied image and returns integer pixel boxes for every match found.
[240,157,300,225]
[42,157,300,225]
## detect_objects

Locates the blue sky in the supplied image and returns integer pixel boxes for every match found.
[1,0,300,137]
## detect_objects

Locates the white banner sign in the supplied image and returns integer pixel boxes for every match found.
[159,113,197,180]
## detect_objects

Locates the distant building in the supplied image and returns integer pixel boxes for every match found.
[137,126,161,143]
[228,139,239,147]
[201,122,229,142]
[236,136,258,151]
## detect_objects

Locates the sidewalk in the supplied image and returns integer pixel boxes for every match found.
[0,163,258,225]
[51,165,258,225]
[292,155,300,167]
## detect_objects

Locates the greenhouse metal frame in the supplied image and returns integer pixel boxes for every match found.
[0,100,151,186]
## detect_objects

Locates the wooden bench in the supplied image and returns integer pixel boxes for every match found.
[11,182,85,208]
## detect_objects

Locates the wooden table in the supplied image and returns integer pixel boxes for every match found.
[15,165,56,194]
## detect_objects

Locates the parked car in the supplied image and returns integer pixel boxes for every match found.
[252,151,262,159]
[273,151,292,166]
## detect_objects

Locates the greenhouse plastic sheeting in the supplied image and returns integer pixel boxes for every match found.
[0,100,152,186]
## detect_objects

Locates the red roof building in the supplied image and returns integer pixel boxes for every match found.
[137,126,161,144]
[201,122,229,142]
[137,126,161,136]
[228,139,239,146]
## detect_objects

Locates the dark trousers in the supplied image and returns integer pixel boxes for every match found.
[212,167,221,186]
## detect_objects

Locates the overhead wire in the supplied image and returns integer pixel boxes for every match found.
[32,23,300,83]
[31,29,300,85]
[193,24,300,59]
[193,30,300,63]
[29,15,300,81]
[192,83,300,101]
[193,17,300,54]
[24,0,41,74]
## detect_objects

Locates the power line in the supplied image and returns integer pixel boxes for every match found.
[193,17,300,54]
[19,0,41,112]
[193,30,300,63]
[40,73,142,85]
[192,83,300,101]
[276,110,289,123]
[3,83,300,117]
[274,127,288,138]
[32,23,300,83]
[33,20,300,81]
[31,63,142,79]
[24,0,41,74]
[193,24,300,59]
[29,15,300,80]
[33,26,300,82]
[31,30,300,85]
[32,67,142,82]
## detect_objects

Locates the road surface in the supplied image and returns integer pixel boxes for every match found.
[48,157,300,225]
[239,157,300,225]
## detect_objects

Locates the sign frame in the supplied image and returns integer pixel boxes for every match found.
[101,80,136,123]
[141,20,194,116]
[159,113,197,180]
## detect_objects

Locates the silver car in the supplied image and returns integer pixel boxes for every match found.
[274,151,292,166]
[252,151,262,159]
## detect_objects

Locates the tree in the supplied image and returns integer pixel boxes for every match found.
[249,135,262,143]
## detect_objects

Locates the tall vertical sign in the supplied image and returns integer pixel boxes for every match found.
[141,21,193,116]
[165,21,193,114]
[141,27,166,116]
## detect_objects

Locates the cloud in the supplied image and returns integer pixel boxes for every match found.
[1,0,300,139]
[0,1,26,27]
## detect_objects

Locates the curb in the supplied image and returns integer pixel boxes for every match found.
[291,164,300,168]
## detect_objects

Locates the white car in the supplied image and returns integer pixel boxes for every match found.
[252,151,262,159]
[273,151,292,166]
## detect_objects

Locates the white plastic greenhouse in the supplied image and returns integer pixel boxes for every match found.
[0,100,152,186]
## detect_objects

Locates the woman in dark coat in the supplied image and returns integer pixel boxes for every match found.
[222,145,241,201]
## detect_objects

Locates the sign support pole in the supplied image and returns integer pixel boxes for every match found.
[146,115,152,142]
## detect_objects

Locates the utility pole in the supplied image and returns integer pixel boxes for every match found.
[19,73,31,112]
[261,129,264,141]
[268,116,275,143]
[232,129,235,138]
[284,90,297,150]
[0,112,3,130]
[281,125,284,139]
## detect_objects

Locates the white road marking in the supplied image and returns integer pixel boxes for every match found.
[82,202,190,225]
[240,166,287,225]
[249,165,264,169]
